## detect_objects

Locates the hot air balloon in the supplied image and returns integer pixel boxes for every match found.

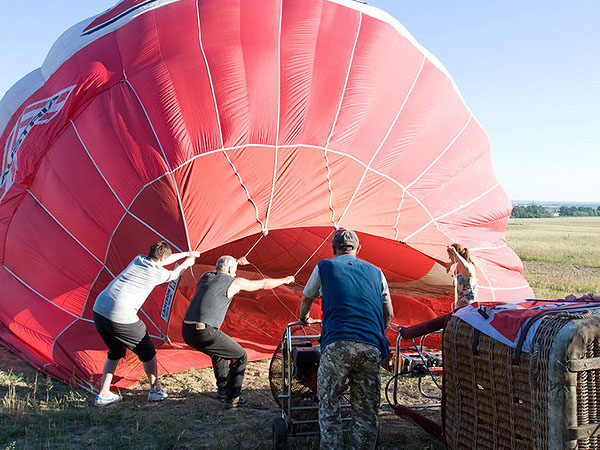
[0,0,532,390]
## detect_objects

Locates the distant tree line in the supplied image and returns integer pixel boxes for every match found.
[557,206,600,217]
[511,205,600,218]
[511,205,552,218]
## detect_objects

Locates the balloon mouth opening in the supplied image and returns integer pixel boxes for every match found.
[167,226,454,350]
[177,226,453,295]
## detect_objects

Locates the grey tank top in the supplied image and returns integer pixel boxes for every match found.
[184,272,235,328]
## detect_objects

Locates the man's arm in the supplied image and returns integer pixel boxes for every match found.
[159,251,200,267]
[383,302,394,328]
[165,256,196,281]
[380,271,393,328]
[228,275,294,298]
[299,265,321,323]
[299,295,316,323]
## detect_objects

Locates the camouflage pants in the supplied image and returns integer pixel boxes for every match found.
[318,340,381,450]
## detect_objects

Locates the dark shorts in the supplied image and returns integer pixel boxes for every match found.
[93,312,156,362]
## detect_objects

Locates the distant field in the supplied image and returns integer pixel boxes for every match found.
[506,216,600,299]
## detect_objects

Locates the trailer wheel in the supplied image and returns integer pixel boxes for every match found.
[272,417,289,450]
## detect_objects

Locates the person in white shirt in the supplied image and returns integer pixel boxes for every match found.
[92,241,198,406]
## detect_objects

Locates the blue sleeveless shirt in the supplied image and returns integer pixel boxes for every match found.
[317,254,389,355]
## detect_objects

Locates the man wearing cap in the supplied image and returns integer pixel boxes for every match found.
[299,229,393,450]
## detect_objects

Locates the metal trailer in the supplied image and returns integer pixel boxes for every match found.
[269,316,447,448]
[269,321,352,450]
[386,322,443,409]
[385,316,449,440]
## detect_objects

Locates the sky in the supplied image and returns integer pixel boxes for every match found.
[1,1,598,203]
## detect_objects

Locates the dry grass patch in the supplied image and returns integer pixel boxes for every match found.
[507,217,600,298]
[1,348,441,450]
[507,217,600,267]
[521,261,600,299]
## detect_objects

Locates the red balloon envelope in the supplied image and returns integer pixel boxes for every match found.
[0,0,532,389]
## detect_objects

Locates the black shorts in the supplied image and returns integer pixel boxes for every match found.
[93,312,156,362]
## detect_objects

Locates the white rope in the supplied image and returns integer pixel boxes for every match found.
[165,142,456,244]
[479,284,532,292]
[391,115,472,241]
[51,317,80,358]
[68,140,488,305]
[473,257,496,302]
[264,0,284,233]
[26,189,111,273]
[51,261,107,359]
[123,72,192,250]
[336,55,426,229]
[392,189,407,241]
[322,13,362,226]
[2,265,93,321]
[195,0,224,149]
[72,114,189,344]
[469,244,506,251]
[71,120,127,210]
[73,378,98,395]
[128,214,182,252]
[135,142,457,263]
[220,149,266,233]
[76,120,189,349]
[324,13,362,149]
[323,150,337,226]
[247,261,298,319]
[139,308,169,341]
[404,116,473,191]
[293,229,336,278]
[402,183,500,243]
[72,119,183,253]
[244,233,266,258]
[193,3,266,238]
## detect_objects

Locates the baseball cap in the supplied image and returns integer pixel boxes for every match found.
[332,229,359,250]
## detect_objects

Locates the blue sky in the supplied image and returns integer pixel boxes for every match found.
[1,1,598,202]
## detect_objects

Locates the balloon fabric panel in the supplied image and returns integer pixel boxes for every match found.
[0,0,533,389]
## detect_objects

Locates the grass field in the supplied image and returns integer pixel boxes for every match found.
[1,217,598,449]
[506,216,600,298]
[0,354,443,450]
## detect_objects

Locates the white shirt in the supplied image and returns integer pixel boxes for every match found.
[93,255,178,324]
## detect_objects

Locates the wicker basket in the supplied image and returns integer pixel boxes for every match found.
[443,309,600,450]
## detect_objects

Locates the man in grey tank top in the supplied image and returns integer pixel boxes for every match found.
[182,255,294,409]
[92,241,198,407]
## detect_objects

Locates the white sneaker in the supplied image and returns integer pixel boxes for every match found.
[94,392,122,407]
[148,389,168,401]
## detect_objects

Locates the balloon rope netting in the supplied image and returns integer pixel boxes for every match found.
[178,231,433,354]
[177,232,443,354]
[123,231,445,387]
[237,229,336,322]
[212,229,336,337]
[139,230,335,383]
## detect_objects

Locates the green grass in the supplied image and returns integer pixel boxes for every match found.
[0,355,444,450]
[506,217,600,299]
[506,217,600,267]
